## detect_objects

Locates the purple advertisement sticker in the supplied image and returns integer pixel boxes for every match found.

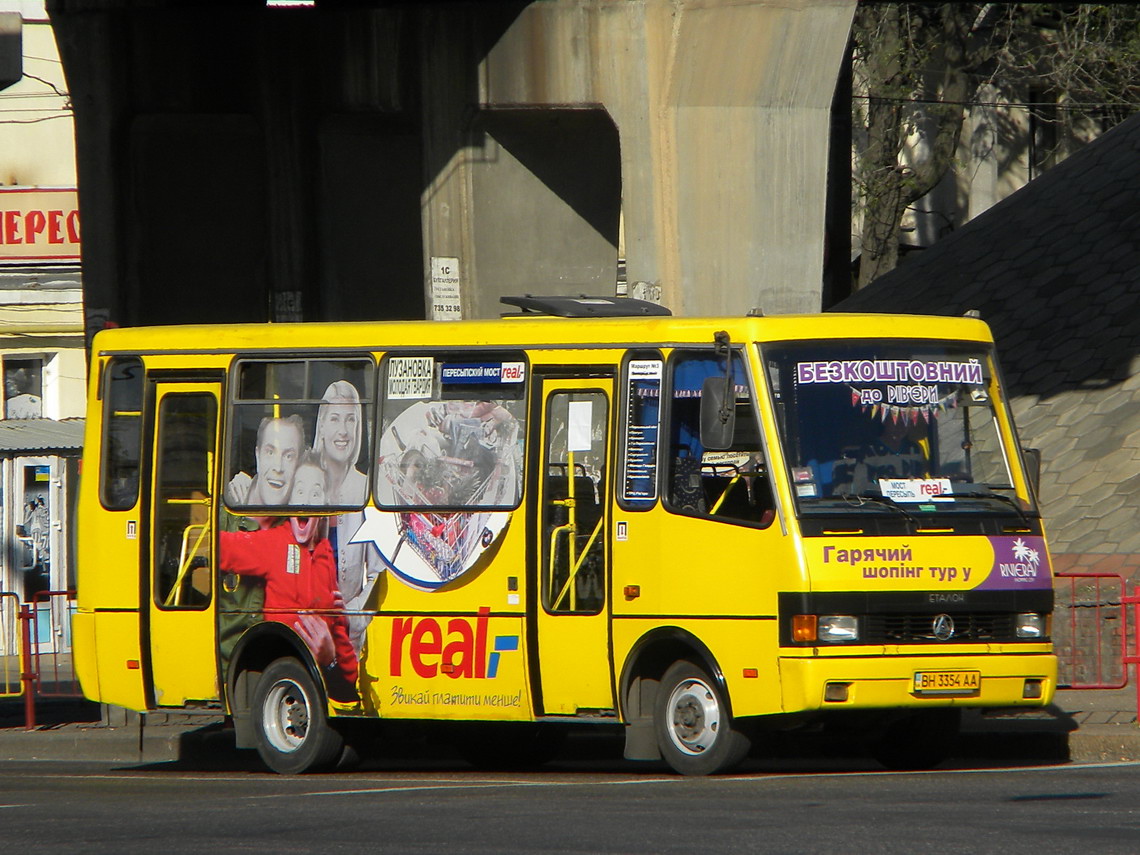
[977,535,1052,590]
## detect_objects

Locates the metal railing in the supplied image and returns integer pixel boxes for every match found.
[1053,572,1128,690]
[0,590,82,729]
[0,592,23,699]
[1124,585,1140,720]
[31,590,81,698]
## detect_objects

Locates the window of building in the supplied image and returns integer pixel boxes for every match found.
[3,356,43,419]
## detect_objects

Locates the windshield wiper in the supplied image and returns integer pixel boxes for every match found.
[838,491,918,528]
[949,488,1032,527]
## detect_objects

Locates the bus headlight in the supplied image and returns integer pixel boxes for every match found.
[1015,613,1046,639]
[818,615,859,643]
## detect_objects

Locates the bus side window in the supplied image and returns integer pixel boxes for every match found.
[101,356,145,510]
[666,352,774,527]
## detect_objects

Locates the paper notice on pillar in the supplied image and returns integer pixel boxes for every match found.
[430,257,462,321]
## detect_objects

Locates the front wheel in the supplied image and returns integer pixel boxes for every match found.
[252,657,344,774]
[654,660,751,775]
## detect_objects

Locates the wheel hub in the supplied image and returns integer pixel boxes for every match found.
[264,679,311,753]
[668,678,721,755]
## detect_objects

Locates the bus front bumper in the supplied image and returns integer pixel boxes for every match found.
[778,650,1057,713]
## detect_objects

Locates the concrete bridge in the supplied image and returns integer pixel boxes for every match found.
[47,0,855,331]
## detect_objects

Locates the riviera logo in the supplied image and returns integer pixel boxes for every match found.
[390,607,519,680]
[1000,537,1042,579]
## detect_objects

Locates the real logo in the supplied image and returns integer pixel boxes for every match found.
[390,607,519,679]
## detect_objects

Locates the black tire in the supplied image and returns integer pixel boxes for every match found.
[654,660,751,775]
[252,657,344,774]
[869,708,960,771]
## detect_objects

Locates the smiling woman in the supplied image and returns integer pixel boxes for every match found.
[313,379,367,505]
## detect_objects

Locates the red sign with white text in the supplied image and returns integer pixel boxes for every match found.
[0,187,81,262]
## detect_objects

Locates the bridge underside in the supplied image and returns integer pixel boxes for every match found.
[48,0,855,332]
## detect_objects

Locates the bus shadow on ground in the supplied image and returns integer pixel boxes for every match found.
[130,717,1073,776]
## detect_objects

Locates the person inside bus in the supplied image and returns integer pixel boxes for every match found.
[226,413,306,508]
[314,379,379,654]
[218,450,360,703]
[863,415,928,480]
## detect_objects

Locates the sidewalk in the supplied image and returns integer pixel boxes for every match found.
[958,687,1140,765]
[0,688,1135,768]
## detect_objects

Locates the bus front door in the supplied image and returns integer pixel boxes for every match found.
[146,381,221,707]
[533,377,615,715]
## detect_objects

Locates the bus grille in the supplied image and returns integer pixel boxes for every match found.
[862,612,1020,643]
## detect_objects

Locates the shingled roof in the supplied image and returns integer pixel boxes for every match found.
[832,113,1140,580]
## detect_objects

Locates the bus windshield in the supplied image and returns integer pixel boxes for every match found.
[763,340,1033,518]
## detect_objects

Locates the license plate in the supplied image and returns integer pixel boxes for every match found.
[912,670,981,694]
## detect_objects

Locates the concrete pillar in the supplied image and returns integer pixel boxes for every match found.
[426,0,856,318]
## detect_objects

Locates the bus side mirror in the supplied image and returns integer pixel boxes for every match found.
[700,376,736,450]
[1021,447,1041,496]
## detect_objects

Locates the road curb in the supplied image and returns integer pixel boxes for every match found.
[1068,727,1140,763]
[0,725,189,765]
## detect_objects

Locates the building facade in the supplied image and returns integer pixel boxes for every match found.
[0,1,82,651]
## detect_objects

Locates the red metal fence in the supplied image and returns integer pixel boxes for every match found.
[1125,584,1140,719]
[1054,571,1140,717]
[0,590,82,730]
[1053,572,1128,690]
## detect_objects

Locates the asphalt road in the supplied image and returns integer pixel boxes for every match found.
[0,758,1137,854]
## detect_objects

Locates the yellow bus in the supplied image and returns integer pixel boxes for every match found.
[74,296,1056,774]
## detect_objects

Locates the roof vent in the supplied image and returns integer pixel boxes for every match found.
[963,309,981,319]
[500,295,672,318]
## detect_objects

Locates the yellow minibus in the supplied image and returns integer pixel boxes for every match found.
[74,296,1055,774]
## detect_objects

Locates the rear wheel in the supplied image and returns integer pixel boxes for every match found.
[252,657,344,774]
[654,660,750,775]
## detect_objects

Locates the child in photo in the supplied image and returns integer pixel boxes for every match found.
[219,451,359,702]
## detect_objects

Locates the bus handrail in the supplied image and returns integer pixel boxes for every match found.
[550,514,605,612]
[165,522,211,607]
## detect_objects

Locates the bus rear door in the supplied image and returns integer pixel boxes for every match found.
[145,379,222,707]
[532,376,615,715]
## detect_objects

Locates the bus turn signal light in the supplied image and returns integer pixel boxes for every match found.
[792,614,816,642]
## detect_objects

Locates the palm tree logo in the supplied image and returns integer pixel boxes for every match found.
[1011,538,1040,570]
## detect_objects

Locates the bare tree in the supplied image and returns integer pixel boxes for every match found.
[852,3,1140,290]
